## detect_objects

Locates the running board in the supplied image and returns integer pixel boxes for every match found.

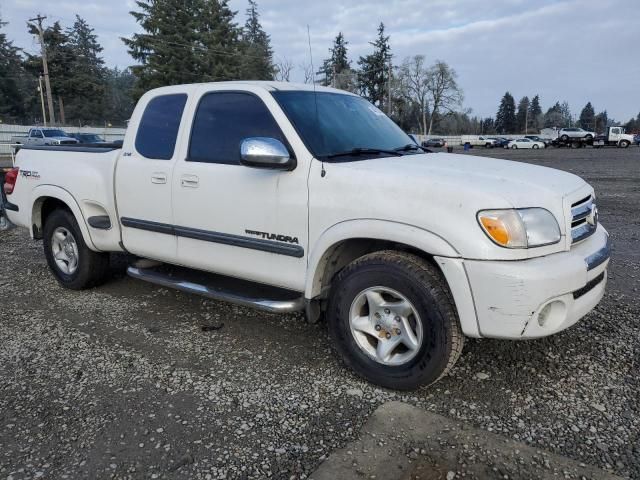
[127,266,305,313]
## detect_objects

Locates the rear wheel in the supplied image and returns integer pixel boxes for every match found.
[43,209,109,289]
[327,251,463,390]
[561,134,569,142]
[511,145,517,149]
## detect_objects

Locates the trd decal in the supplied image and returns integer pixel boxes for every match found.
[20,170,40,179]
[245,229,299,244]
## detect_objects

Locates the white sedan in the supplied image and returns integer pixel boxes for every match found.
[507,138,546,149]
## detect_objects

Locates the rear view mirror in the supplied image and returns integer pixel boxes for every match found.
[240,137,295,171]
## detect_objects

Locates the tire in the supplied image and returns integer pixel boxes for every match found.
[585,134,593,140]
[485,143,491,148]
[620,140,630,148]
[511,145,517,149]
[43,209,109,290]
[561,134,569,142]
[327,251,464,390]
[532,144,539,149]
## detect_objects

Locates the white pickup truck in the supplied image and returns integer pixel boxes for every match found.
[2,82,610,390]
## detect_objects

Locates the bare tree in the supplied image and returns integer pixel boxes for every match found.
[426,61,463,135]
[274,57,294,82]
[300,61,314,84]
[399,55,430,136]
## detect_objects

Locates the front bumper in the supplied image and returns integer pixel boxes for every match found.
[463,225,609,339]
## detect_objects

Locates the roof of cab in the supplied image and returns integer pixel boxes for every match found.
[146,80,353,96]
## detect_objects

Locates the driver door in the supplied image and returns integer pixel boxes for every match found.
[171,87,309,291]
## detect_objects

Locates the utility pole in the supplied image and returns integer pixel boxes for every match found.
[29,15,56,125]
[525,106,528,135]
[38,75,47,126]
[332,65,336,88]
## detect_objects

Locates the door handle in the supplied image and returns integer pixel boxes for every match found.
[151,173,167,184]
[181,175,199,188]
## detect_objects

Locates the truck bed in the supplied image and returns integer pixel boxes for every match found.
[7,146,123,252]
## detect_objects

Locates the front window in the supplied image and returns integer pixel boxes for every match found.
[43,129,69,137]
[272,91,415,160]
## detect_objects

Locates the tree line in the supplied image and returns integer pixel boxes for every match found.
[489,92,639,135]
[2,0,638,135]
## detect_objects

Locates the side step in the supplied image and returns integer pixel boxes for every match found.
[127,265,305,313]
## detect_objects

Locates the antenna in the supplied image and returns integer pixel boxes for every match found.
[307,25,326,178]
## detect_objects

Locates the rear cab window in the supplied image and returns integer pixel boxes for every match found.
[135,94,188,160]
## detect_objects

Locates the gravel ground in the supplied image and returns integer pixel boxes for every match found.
[1,146,639,479]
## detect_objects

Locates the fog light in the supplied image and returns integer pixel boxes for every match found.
[537,300,567,328]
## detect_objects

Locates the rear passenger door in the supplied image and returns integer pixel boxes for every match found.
[115,92,189,263]
[171,87,309,291]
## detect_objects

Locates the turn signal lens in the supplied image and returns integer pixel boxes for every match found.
[478,208,561,249]
[479,216,510,245]
[477,209,528,248]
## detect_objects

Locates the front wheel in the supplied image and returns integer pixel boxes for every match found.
[511,145,517,149]
[327,251,463,390]
[532,144,539,149]
[43,209,110,289]
[619,140,630,148]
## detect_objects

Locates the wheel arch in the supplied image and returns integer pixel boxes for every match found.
[305,220,459,301]
[31,185,98,251]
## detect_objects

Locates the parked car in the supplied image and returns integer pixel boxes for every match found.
[460,135,496,148]
[508,138,546,149]
[70,133,108,144]
[423,138,445,148]
[10,128,78,149]
[3,81,609,390]
[633,134,640,146]
[524,135,551,146]
[557,128,595,141]
[487,137,509,148]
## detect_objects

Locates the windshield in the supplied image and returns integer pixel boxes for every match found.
[43,129,69,137]
[272,91,415,159]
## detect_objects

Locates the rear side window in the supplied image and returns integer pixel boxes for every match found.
[135,94,187,160]
[188,92,286,165]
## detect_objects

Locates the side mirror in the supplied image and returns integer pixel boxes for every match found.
[240,137,295,171]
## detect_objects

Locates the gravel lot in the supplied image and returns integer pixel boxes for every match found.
[1,146,639,479]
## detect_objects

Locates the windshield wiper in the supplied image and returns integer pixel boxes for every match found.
[394,143,430,153]
[325,147,403,160]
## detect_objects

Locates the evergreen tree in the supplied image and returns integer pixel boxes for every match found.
[357,23,392,108]
[239,0,274,80]
[516,96,530,133]
[200,0,243,81]
[495,92,516,134]
[544,102,563,127]
[103,67,136,125]
[123,0,242,99]
[528,94,542,131]
[64,16,107,124]
[0,16,35,123]
[578,101,595,130]
[320,32,351,88]
[594,110,608,133]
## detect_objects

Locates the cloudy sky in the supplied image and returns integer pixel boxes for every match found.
[2,0,639,122]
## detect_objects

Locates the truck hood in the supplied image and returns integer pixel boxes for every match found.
[336,152,586,208]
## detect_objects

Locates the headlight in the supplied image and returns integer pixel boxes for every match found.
[53,140,60,145]
[477,208,561,248]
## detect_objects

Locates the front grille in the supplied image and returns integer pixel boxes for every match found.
[59,140,77,145]
[570,195,597,244]
[573,272,605,299]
